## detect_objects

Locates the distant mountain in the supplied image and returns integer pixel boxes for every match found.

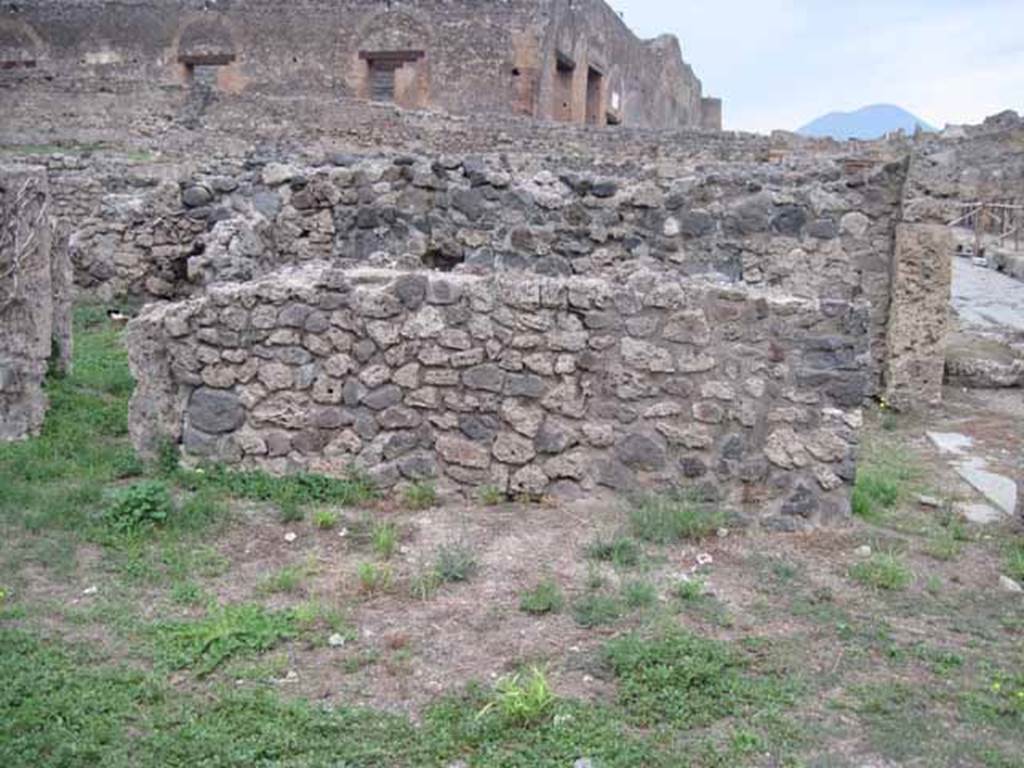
[798,104,935,140]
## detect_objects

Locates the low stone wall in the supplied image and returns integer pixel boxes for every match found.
[128,264,867,529]
[0,165,72,441]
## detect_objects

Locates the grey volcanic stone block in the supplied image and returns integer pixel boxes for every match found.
[187,387,245,434]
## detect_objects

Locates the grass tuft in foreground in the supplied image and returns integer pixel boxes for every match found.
[629,491,724,544]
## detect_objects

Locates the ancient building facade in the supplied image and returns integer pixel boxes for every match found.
[1,0,721,131]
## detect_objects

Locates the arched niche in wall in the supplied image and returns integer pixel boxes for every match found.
[0,19,43,72]
[351,9,430,109]
[173,14,244,92]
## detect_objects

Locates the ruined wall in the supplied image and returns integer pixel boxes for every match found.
[2,0,715,131]
[0,165,72,441]
[67,151,905,391]
[128,265,866,529]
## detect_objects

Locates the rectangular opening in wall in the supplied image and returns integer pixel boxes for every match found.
[185,63,221,88]
[585,66,604,125]
[359,50,425,104]
[554,51,575,123]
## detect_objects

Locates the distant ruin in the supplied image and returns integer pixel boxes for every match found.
[1,0,721,131]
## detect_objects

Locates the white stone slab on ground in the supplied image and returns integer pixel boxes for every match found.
[927,431,974,455]
[955,461,1018,516]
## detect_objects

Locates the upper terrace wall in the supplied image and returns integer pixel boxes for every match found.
[1,0,715,131]
[127,265,866,530]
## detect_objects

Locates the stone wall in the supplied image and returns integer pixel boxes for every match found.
[127,264,867,530]
[2,0,716,131]
[70,151,905,390]
[0,165,72,441]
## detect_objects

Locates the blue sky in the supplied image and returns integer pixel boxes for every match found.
[611,0,1024,132]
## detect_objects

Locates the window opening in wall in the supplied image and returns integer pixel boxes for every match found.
[359,50,424,104]
[0,59,34,70]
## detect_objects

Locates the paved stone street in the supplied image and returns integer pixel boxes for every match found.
[952,256,1024,334]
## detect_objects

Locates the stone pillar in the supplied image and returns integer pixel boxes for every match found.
[0,165,72,441]
[884,222,954,410]
[700,97,722,131]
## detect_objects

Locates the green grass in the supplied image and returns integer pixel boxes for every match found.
[435,541,477,583]
[850,552,913,591]
[478,667,556,725]
[571,594,623,628]
[259,561,315,595]
[358,562,393,594]
[629,491,724,544]
[621,580,657,609]
[586,535,642,568]
[403,481,437,510]
[851,441,919,522]
[372,520,399,559]
[603,628,796,729]
[151,603,297,677]
[675,576,706,601]
[1005,538,1024,582]
[519,580,565,615]
[313,508,340,530]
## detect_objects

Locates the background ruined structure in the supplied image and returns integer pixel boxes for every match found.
[1,0,721,132]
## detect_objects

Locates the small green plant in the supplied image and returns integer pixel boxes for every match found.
[477,667,556,725]
[585,562,607,591]
[850,552,912,591]
[519,580,565,615]
[629,491,724,544]
[152,603,296,676]
[925,523,966,561]
[357,562,392,595]
[409,569,442,601]
[372,521,399,560]
[1005,538,1024,582]
[260,565,306,595]
[104,481,173,534]
[170,582,207,606]
[403,481,437,510]
[572,594,623,628]
[155,439,180,476]
[622,580,657,609]
[313,509,340,530]
[435,540,477,583]
[478,485,505,506]
[586,535,642,568]
[675,576,705,601]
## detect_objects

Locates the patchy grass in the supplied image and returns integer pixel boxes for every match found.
[586,535,642,568]
[851,440,920,522]
[519,580,565,615]
[621,580,657,610]
[571,594,623,628]
[435,540,477,583]
[151,603,296,677]
[403,481,437,510]
[478,667,556,726]
[1005,537,1024,582]
[629,491,724,544]
[850,552,913,591]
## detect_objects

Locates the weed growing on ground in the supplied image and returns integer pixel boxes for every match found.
[435,541,477,583]
[572,594,623,627]
[519,580,565,615]
[409,568,443,601]
[152,603,296,676]
[850,552,912,591]
[629,491,723,544]
[676,576,706,601]
[259,560,317,595]
[313,509,340,530]
[851,441,920,522]
[103,481,173,534]
[621,580,657,609]
[586,535,641,568]
[403,481,437,510]
[357,562,392,595]
[1005,538,1024,582]
[372,521,399,559]
[478,485,505,506]
[478,667,556,725]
